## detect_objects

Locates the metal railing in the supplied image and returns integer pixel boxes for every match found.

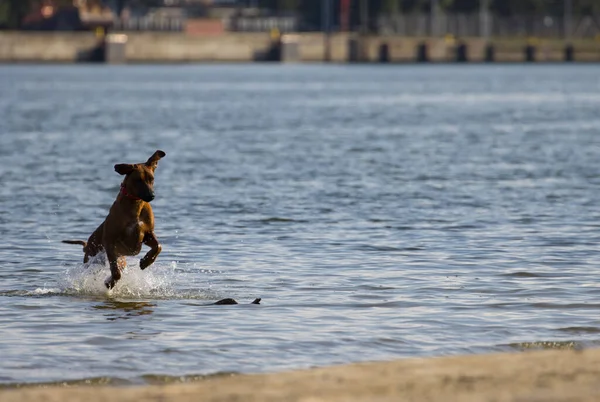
[378,13,600,38]
[226,16,299,32]
[109,12,600,38]
[112,16,185,32]
[111,15,299,33]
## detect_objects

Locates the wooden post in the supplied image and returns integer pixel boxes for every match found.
[564,0,573,41]
[360,0,369,34]
[340,0,350,32]
[480,0,490,40]
[322,0,332,62]
[430,0,439,37]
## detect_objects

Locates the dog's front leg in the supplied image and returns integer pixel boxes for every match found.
[140,231,161,270]
[105,248,125,289]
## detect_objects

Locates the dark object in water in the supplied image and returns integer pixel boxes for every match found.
[214,298,261,305]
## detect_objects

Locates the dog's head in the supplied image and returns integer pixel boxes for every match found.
[114,150,166,202]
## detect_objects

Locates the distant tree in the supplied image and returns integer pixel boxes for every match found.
[278,0,299,12]
[1,0,33,29]
[491,0,547,16]
[114,0,127,16]
[257,0,277,11]
[374,0,600,17]
[579,0,600,15]
[55,0,77,6]
[126,0,164,8]
[258,0,600,20]
[382,0,400,15]
[406,0,451,13]
[0,2,10,28]
[297,0,320,30]
[444,0,480,13]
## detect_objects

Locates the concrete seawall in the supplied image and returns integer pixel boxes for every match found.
[1,32,599,63]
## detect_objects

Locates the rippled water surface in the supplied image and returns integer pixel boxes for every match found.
[1,64,600,385]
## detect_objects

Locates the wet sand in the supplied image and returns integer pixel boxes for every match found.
[2,348,600,402]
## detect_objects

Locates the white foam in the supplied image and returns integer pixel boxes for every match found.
[32,287,61,295]
[59,253,180,299]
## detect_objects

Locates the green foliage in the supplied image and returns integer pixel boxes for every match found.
[0,2,9,26]
[1,0,32,29]
[382,0,400,14]
[278,0,300,11]
[288,0,600,17]
[579,0,600,14]
[2,0,598,31]
[54,0,76,6]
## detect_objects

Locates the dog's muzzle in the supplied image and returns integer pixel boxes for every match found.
[141,191,155,202]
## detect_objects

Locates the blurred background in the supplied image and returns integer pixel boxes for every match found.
[1,0,599,39]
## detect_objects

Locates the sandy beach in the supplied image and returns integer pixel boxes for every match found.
[2,348,599,402]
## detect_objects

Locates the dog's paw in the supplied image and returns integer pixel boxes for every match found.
[104,276,114,290]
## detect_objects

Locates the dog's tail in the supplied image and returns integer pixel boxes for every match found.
[62,240,87,248]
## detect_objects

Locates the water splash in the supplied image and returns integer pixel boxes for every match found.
[26,253,225,301]
[55,253,180,299]
[0,255,231,301]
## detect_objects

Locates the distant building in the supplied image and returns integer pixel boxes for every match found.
[21,0,114,30]
[22,1,84,30]
[18,0,296,33]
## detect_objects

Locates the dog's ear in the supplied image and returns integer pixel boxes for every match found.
[145,150,166,170]
[114,164,135,176]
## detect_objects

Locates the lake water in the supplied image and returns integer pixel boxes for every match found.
[1,64,600,386]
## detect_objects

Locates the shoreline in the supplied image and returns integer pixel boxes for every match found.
[2,348,599,401]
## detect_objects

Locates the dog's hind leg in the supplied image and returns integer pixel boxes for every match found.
[105,249,125,289]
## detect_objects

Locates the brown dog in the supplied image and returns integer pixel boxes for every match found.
[63,150,166,289]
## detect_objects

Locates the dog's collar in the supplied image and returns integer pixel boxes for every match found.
[120,184,141,201]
